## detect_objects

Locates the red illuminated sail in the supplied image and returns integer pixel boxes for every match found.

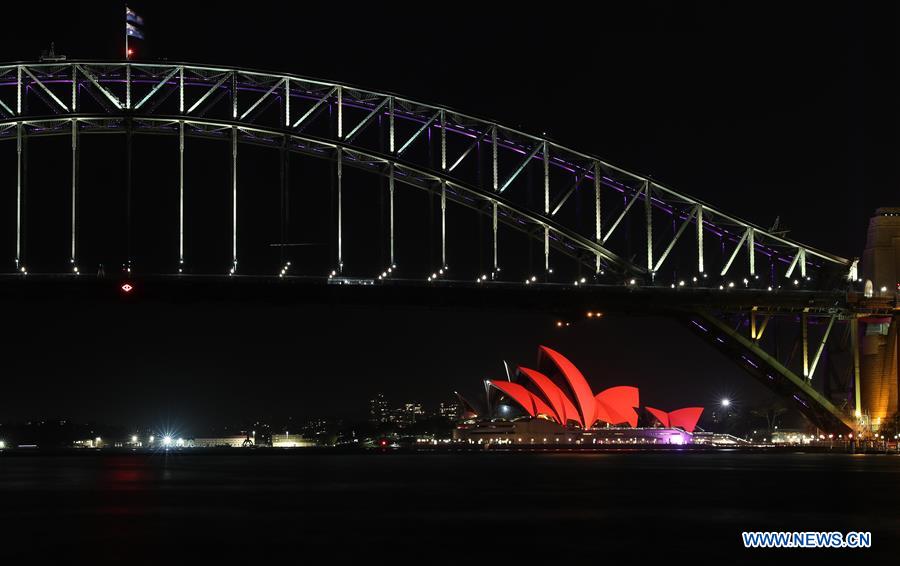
[488,380,557,421]
[539,346,597,428]
[594,386,640,427]
[518,367,583,427]
[645,406,704,432]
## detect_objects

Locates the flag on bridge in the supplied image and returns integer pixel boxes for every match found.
[125,6,144,59]
[126,7,144,26]
[126,23,144,40]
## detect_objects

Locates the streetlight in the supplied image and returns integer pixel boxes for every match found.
[721,398,731,407]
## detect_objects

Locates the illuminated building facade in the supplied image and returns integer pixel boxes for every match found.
[189,436,253,448]
[271,433,316,448]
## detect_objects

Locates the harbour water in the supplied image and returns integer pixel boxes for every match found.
[0,451,897,562]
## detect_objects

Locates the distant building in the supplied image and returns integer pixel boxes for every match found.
[369,393,390,424]
[437,401,460,420]
[389,402,424,428]
[271,433,316,448]
[189,436,252,448]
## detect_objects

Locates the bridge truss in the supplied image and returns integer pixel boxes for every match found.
[0,60,887,434]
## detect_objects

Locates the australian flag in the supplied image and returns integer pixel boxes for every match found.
[126,7,144,39]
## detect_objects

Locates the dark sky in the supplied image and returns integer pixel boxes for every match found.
[0,2,896,432]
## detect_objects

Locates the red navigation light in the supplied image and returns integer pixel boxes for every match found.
[121,283,133,293]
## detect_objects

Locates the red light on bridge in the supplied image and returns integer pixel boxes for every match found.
[121,283,133,293]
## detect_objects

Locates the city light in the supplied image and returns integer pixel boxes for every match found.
[0,440,5,449]
[131,435,138,443]
[121,283,133,293]
[721,398,731,407]
[163,435,173,446]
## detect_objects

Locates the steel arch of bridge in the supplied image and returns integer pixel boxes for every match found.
[0,60,881,434]
[0,60,851,286]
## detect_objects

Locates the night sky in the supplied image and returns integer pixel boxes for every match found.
[0,2,897,432]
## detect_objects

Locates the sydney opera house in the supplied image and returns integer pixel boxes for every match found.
[454,346,705,446]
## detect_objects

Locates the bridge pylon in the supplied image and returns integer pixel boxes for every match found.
[857,207,899,435]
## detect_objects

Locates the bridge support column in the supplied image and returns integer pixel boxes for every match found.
[389,163,395,267]
[491,125,499,278]
[644,180,653,279]
[543,141,550,276]
[126,116,132,272]
[748,228,755,276]
[15,121,22,271]
[440,180,447,268]
[70,118,78,272]
[802,309,809,378]
[492,201,498,277]
[697,205,704,274]
[231,126,237,274]
[279,136,287,269]
[178,120,184,272]
[336,148,342,273]
[594,161,601,274]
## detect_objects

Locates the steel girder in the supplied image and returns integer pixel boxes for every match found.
[0,60,851,286]
[685,308,857,433]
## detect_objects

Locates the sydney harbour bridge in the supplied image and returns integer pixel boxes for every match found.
[0,60,896,436]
